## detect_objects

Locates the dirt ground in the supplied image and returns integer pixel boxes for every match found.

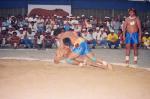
[0,59,150,99]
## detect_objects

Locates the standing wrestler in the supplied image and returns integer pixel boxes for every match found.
[123,8,142,64]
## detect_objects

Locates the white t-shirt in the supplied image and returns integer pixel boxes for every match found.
[29,23,37,32]
[46,24,51,32]
[8,30,14,35]
[70,19,79,25]
[100,32,107,40]
[93,31,102,40]
[18,32,25,39]
[83,33,93,41]
[37,35,44,44]
[27,33,34,40]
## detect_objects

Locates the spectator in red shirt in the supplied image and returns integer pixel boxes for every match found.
[10,32,20,49]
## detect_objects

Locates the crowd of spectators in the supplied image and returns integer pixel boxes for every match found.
[0,14,150,49]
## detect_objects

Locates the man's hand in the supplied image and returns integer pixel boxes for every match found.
[139,36,141,43]
[54,57,60,64]
[123,35,126,44]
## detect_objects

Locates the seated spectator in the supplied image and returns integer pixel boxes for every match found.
[85,19,92,30]
[45,33,55,48]
[142,32,150,49]
[22,27,32,48]
[82,29,96,49]
[41,32,46,49]
[107,30,119,49]
[0,27,7,47]
[8,25,14,35]
[29,21,37,34]
[93,27,101,44]
[99,28,108,48]
[0,33,2,47]
[10,32,20,49]
[36,16,45,33]
[64,22,71,31]
[26,28,34,48]
[45,21,52,33]
[6,34,12,46]
[18,28,25,47]
[35,33,45,49]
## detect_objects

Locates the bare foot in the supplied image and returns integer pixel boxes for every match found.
[133,56,138,64]
[125,60,129,64]
[107,64,113,70]
[134,61,137,64]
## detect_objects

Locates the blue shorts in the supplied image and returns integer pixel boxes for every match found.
[71,41,91,55]
[125,32,138,44]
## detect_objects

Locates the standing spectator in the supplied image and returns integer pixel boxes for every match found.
[112,17,121,34]
[145,18,150,33]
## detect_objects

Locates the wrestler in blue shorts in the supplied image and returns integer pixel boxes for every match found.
[125,32,139,64]
[62,37,112,69]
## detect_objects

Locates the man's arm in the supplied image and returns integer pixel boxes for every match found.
[54,48,64,64]
[122,19,127,42]
[136,17,142,42]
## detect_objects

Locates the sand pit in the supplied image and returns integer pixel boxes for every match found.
[0,59,150,99]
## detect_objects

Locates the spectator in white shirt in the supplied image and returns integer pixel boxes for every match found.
[83,29,96,49]
[93,27,101,43]
[29,21,37,33]
[36,34,44,49]
[99,28,108,48]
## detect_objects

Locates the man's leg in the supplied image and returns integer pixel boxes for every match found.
[125,44,130,64]
[133,44,138,64]
[24,38,29,48]
[114,40,120,48]
[66,52,81,65]
[86,52,112,69]
[92,40,97,49]
[108,41,112,48]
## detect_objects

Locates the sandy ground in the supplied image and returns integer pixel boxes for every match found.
[0,59,150,99]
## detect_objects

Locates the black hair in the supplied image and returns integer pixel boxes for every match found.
[13,32,17,35]
[53,28,62,36]
[88,29,93,32]
[69,28,74,31]
[63,37,73,47]
[128,8,137,15]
